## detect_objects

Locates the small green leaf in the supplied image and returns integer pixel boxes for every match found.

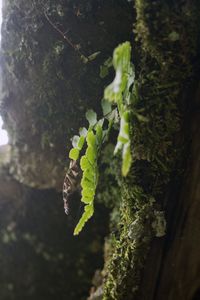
[104,42,133,109]
[104,57,113,68]
[74,204,94,235]
[113,41,131,72]
[114,140,123,154]
[77,135,85,150]
[79,127,88,137]
[88,51,101,61]
[95,119,104,128]
[123,111,130,123]
[95,124,103,145]
[122,121,129,136]
[69,148,80,160]
[100,66,109,78]
[116,114,129,145]
[82,188,95,199]
[72,135,80,148]
[81,195,93,204]
[134,113,149,123]
[99,57,112,78]
[118,135,129,144]
[86,110,97,126]
[80,155,91,170]
[81,177,95,191]
[86,146,96,164]
[86,131,96,148]
[122,143,132,176]
[101,99,112,116]
[81,55,89,64]
[84,169,95,183]
[85,203,94,213]
[104,71,123,103]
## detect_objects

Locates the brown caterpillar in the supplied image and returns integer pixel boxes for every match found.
[63,160,80,214]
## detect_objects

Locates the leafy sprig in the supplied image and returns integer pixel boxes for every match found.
[69,106,115,235]
[104,41,134,176]
[68,42,135,234]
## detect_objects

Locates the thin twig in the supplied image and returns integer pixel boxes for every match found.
[44,11,84,58]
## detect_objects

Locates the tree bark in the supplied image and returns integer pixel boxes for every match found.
[138,82,200,300]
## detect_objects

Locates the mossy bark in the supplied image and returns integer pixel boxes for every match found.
[102,1,200,299]
[137,82,200,300]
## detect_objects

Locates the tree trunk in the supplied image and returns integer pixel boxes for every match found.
[137,82,200,300]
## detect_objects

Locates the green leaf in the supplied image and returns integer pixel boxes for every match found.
[95,124,103,145]
[85,203,94,213]
[99,57,112,78]
[74,204,94,235]
[122,143,132,176]
[86,110,97,126]
[69,148,80,160]
[81,55,89,64]
[77,135,85,150]
[114,113,130,153]
[104,42,133,110]
[104,57,113,68]
[88,51,101,61]
[113,41,131,72]
[104,71,123,103]
[72,135,80,148]
[134,113,149,123]
[86,146,96,164]
[81,176,95,191]
[79,127,88,137]
[86,131,96,148]
[80,155,91,171]
[95,118,104,128]
[100,65,109,78]
[123,111,130,122]
[118,135,129,144]
[114,140,123,155]
[81,195,93,204]
[84,169,95,183]
[82,188,95,199]
[101,99,112,116]
[127,64,135,90]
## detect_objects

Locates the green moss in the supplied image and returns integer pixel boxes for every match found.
[103,178,155,300]
[135,0,199,68]
[102,1,200,299]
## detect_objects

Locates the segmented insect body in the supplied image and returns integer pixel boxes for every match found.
[63,160,80,214]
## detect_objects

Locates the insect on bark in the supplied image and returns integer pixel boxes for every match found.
[63,160,80,214]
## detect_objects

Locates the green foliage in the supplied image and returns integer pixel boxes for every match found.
[68,42,135,235]
[85,110,97,127]
[74,203,94,235]
[104,41,134,176]
[104,42,133,107]
[71,108,114,235]
[69,148,80,161]
[100,57,113,78]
